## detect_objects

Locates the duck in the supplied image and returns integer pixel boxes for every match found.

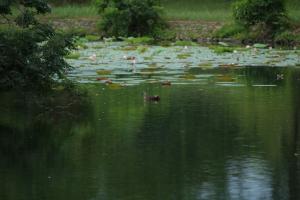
[144,92,160,101]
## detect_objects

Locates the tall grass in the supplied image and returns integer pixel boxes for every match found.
[47,0,300,22]
[162,0,232,21]
[48,5,98,18]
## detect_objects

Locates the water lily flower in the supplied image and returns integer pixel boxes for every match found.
[184,46,188,50]
[89,54,97,61]
[246,45,251,49]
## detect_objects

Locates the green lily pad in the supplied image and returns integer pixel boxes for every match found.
[65,52,80,59]
[253,43,268,49]
[177,53,192,59]
[180,74,196,79]
[218,42,229,47]
[120,46,138,51]
[137,46,148,54]
[96,70,112,75]
[85,35,100,42]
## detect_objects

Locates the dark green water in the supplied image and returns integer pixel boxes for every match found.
[0,67,300,200]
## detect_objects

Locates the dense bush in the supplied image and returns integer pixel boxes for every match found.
[0,0,75,90]
[233,0,289,33]
[95,0,166,37]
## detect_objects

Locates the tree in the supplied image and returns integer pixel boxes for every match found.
[0,0,75,90]
[233,0,289,33]
[95,0,166,37]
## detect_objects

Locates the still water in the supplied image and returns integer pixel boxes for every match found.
[0,67,300,200]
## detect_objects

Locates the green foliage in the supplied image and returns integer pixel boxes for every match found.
[125,36,154,45]
[210,46,235,54]
[0,0,75,90]
[95,0,166,37]
[65,51,81,59]
[274,31,300,44]
[214,23,246,38]
[85,34,100,41]
[233,0,289,33]
[174,40,197,46]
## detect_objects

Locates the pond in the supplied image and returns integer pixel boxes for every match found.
[0,42,300,200]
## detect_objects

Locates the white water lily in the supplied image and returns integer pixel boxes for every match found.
[88,54,97,61]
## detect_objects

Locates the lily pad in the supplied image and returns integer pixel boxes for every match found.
[120,46,138,51]
[253,43,268,49]
[65,52,80,59]
[177,53,192,59]
[108,83,123,89]
[137,46,148,54]
[96,70,112,75]
[85,35,100,42]
[180,74,196,79]
[218,42,229,47]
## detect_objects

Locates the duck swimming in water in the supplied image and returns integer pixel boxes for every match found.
[144,92,160,101]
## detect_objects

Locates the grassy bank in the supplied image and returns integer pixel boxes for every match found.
[46,0,300,22]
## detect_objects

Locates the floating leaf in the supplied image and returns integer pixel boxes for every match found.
[198,62,213,68]
[174,41,197,46]
[93,45,104,49]
[96,70,112,75]
[137,46,148,54]
[219,63,238,68]
[125,37,154,45]
[147,63,158,68]
[253,43,268,49]
[177,53,192,59]
[108,83,123,89]
[144,56,153,60]
[120,46,138,51]
[180,74,196,79]
[65,52,80,59]
[216,75,235,82]
[218,42,229,47]
[85,35,100,41]
[210,46,234,54]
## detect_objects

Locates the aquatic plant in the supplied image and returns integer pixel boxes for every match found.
[85,35,100,41]
[177,53,192,59]
[65,52,81,59]
[96,70,112,75]
[125,37,154,45]
[95,0,166,37]
[210,46,235,54]
[174,41,197,46]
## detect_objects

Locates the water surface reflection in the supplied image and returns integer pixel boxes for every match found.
[0,67,300,200]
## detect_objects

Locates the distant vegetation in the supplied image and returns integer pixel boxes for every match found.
[233,0,289,33]
[45,0,300,22]
[94,0,166,37]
